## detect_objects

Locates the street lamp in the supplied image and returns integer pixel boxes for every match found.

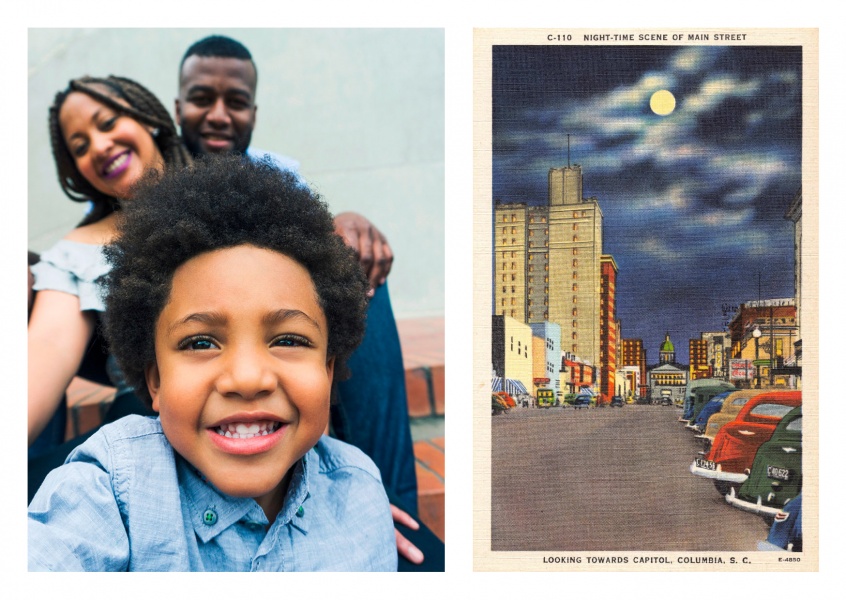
[752,326,762,389]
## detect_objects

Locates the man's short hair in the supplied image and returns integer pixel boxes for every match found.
[179,35,256,78]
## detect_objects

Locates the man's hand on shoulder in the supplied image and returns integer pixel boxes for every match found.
[333,212,393,289]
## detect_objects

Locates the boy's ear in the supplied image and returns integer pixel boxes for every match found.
[145,362,162,412]
[325,357,335,381]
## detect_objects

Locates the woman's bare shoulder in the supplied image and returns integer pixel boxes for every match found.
[63,215,117,245]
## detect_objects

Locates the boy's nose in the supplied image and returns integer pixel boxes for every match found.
[215,347,277,400]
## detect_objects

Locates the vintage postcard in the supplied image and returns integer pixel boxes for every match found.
[473,28,818,571]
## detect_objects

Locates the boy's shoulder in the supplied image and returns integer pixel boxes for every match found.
[312,435,384,483]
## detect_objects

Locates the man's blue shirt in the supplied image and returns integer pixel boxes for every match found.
[28,416,397,571]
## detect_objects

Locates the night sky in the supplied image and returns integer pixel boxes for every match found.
[492,45,802,364]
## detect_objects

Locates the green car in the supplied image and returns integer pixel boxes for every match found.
[726,406,802,521]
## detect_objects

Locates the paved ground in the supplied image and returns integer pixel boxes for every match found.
[491,404,770,551]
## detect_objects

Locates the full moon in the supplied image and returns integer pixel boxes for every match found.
[650,90,676,116]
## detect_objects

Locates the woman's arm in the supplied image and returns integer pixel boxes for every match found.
[28,290,95,446]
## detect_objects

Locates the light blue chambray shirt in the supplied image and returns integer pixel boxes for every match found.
[28,416,397,571]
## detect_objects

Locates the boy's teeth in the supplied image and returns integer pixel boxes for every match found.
[215,421,280,439]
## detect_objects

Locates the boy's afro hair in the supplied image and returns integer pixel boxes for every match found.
[101,153,369,406]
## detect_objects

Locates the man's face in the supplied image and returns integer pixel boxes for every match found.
[176,56,257,156]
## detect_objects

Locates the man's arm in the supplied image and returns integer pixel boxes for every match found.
[333,212,394,289]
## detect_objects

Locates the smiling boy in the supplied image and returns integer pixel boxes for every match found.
[28,155,397,571]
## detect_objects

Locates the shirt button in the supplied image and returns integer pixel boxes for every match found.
[203,509,218,526]
[296,505,304,517]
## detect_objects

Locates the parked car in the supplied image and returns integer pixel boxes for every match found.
[686,385,736,430]
[573,394,593,409]
[688,390,735,433]
[756,494,802,552]
[689,391,801,495]
[727,406,802,520]
[492,391,516,415]
[610,395,624,407]
[681,378,735,422]
[699,388,781,443]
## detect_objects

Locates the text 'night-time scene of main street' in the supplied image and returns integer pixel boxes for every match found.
[489,44,806,553]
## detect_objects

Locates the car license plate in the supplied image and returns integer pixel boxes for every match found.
[767,465,790,481]
[695,458,716,471]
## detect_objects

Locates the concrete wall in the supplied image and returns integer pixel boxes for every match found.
[28,28,444,320]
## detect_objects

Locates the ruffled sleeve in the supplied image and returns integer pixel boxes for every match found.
[30,240,110,312]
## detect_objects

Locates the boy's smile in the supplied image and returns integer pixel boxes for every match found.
[146,244,334,519]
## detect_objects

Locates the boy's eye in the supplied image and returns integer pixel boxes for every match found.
[178,336,218,351]
[272,335,311,348]
[99,117,117,131]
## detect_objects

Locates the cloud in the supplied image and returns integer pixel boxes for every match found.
[682,76,761,114]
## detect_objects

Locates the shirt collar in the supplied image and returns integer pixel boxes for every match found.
[177,450,314,543]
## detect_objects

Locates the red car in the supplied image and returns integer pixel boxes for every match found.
[689,391,801,495]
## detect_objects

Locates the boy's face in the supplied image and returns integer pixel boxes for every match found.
[145,244,334,517]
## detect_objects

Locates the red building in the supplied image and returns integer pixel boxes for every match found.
[621,338,648,398]
[689,338,709,380]
[599,255,618,402]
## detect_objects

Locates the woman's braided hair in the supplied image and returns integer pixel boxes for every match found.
[48,76,192,226]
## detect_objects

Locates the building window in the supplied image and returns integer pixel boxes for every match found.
[544,311,549,319]
[573,223,578,231]
[502,262,507,270]
[529,216,535,224]
[511,298,516,305]
[502,286,506,293]
[501,298,506,306]
[529,241,534,248]
[573,235,578,242]
[511,251,516,258]
[511,285,515,293]
[529,276,534,284]
[572,308,577,316]
[541,216,546,223]
[511,226,517,234]
[573,248,578,255]
[573,271,578,279]
[572,283,578,291]
[573,320,578,328]
[544,276,549,283]
[529,230,534,237]
[529,265,534,272]
[511,274,516,281]
[573,259,578,267]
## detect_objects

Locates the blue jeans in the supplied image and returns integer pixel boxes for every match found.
[332,283,418,513]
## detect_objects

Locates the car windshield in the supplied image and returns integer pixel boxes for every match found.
[749,403,796,419]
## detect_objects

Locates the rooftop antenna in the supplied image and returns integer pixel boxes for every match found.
[567,133,571,167]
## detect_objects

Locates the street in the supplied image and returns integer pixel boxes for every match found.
[491,404,770,551]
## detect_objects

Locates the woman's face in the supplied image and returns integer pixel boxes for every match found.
[59,90,164,201]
